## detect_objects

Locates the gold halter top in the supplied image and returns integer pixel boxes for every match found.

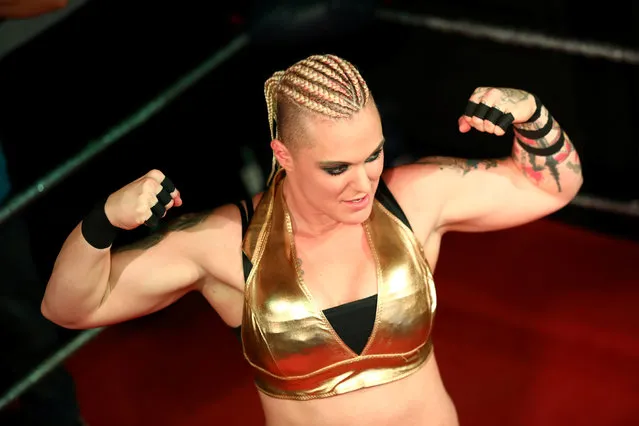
[240,172,437,400]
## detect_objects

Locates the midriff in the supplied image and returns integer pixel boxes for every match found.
[259,352,458,426]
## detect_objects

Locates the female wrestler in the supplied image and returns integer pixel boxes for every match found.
[41,54,583,425]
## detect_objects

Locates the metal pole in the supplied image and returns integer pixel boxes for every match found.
[0,33,250,409]
[376,9,639,65]
[0,328,104,411]
[571,194,639,217]
[0,33,251,226]
[376,8,639,217]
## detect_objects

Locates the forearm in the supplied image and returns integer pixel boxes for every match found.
[42,223,112,326]
[511,100,583,197]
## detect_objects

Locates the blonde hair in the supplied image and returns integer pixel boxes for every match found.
[264,54,371,184]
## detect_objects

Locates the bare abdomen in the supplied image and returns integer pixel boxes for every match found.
[260,353,459,426]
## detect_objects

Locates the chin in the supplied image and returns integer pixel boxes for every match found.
[333,193,374,224]
[337,205,373,225]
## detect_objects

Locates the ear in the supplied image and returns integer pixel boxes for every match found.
[271,139,295,171]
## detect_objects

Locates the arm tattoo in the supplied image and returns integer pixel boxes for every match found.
[114,210,211,252]
[513,105,582,192]
[566,161,581,174]
[498,88,531,105]
[415,157,499,175]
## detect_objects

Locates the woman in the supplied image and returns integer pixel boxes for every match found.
[42,54,583,425]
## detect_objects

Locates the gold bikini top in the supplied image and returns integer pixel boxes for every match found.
[240,172,437,400]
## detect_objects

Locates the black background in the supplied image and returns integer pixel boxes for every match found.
[0,0,637,378]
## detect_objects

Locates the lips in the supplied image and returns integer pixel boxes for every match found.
[347,196,366,203]
[343,194,370,210]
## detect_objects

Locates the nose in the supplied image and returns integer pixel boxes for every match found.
[352,165,372,194]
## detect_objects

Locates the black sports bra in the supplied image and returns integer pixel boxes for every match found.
[232,178,412,355]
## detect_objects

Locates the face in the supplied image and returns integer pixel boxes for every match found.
[275,102,385,225]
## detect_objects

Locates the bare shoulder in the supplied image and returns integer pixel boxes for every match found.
[196,192,264,327]
[381,155,513,240]
[382,161,442,201]
[382,156,489,190]
[197,192,265,287]
[382,156,503,216]
[381,162,447,244]
[114,195,263,290]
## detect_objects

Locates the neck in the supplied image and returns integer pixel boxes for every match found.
[282,177,344,238]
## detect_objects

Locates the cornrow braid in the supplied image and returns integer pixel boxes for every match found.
[264,54,371,184]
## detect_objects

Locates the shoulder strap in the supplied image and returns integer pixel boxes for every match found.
[234,198,255,237]
[375,178,413,231]
[245,196,254,226]
[235,199,255,282]
[235,201,248,236]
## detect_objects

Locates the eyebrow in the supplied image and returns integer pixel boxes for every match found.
[318,139,386,168]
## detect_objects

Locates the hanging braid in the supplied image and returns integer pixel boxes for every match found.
[264,54,371,184]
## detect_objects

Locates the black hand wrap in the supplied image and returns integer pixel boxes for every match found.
[145,176,175,229]
[515,97,554,140]
[517,131,565,156]
[515,116,554,140]
[524,94,543,124]
[465,93,562,156]
[514,94,562,155]
[464,101,515,131]
[81,198,119,249]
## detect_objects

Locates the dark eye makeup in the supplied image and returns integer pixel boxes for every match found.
[323,149,383,176]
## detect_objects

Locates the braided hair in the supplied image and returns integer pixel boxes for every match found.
[264,54,371,184]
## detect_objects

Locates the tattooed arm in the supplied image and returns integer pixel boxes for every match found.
[512,101,582,194]
[386,87,583,236]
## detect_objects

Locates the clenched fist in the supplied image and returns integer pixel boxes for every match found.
[459,87,537,136]
[104,169,182,230]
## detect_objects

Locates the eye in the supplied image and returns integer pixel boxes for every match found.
[366,150,382,162]
[323,150,383,176]
[324,165,348,176]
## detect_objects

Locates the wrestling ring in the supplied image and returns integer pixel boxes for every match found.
[0,5,637,418]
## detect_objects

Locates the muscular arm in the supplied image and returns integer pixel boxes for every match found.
[511,102,582,194]
[388,97,583,235]
[42,206,240,329]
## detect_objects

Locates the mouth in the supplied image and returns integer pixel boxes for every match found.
[344,194,369,204]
